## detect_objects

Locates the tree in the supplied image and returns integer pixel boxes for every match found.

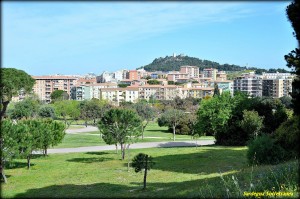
[53,100,80,127]
[279,96,293,109]
[213,83,220,97]
[38,105,56,118]
[285,1,300,115]
[0,68,35,182]
[147,79,160,85]
[131,153,154,190]
[1,119,19,183]
[15,119,42,169]
[39,119,66,156]
[240,110,264,139]
[159,108,184,141]
[133,102,155,139]
[50,90,69,102]
[1,68,35,118]
[196,92,233,136]
[80,99,108,126]
[98,108,142,160]
[9,97,40,119]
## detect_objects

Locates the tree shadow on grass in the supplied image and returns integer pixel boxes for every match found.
[127,146,247,175]
[85,151,110,156]
[66,157,113,164]
[5,161,35,170]
[12,172,245,198]
[146,129,170,133]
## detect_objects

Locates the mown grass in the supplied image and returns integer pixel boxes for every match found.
[53,122,214,148]
[2,146,298,198]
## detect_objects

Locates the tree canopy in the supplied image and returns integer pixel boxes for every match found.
[98,108,142,160]
[0,68,35,118]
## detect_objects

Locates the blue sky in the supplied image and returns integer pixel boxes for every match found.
[2,1,297,76]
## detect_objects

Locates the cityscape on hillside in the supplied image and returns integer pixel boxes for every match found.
[2,1,299,198]
[12,61,295,105]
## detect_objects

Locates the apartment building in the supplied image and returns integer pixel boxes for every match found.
[126,70,139,81]
[138,85,183,101]
[206,80,234,95]
[233,72,262,97]
[203,68,218,80]
[32,75,78,103]
[71,82,118,101]
[100,87,139,106]
[167,72,189,82]
[261,72,294,98]
[216,71,227,81]
[182,87,214,98]
[180,66,199,78]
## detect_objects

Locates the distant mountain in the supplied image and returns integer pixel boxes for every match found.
[139,55,290,74]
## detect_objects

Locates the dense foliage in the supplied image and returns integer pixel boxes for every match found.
[247,134,286,165]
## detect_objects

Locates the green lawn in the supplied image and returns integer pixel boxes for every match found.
[2,146,298,198]
[54,122,214,148]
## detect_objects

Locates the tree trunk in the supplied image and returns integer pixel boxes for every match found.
[27,155,31,169]
[121,143,125,160]
[127,144,131,172]
[0,101,10,118]
[143,155,148,190]
[115,144,118,154]
[173,125,176,141]
[44,147,48,156]
[142,126,145,140]
[0,160,7,183]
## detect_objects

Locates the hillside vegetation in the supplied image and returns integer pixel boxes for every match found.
[139,55,290,74]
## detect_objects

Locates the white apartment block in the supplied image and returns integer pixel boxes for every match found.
[100,87,139,106]
[233,72,262,97]
[203,68,218,81]
[32,75,78,103]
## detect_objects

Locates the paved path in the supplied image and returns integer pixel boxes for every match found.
[66,126,98,134]
[45,140,215,154]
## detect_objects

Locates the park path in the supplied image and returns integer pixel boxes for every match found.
[66,126,99,134]
[45,140,215,154]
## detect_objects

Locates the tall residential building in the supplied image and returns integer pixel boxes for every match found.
[137,85,183,101]
[203,68,218,80]
[32,75,78,103]
[233,72,262,97]
[180,66,199,78]
[96,71,113,83]
[127,70,139,81]
[261,72,294,98]
[167,72,189,82]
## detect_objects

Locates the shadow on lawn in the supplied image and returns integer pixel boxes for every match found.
[127,146,247,175]
[66,157,113,163]
[13,173,243,198]
[145,129,170,133]
[85,151,110,156]
[5,161,36,170]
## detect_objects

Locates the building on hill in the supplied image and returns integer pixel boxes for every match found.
[180,66,199,78]
[32,75,78,103]
[203,68,218,80]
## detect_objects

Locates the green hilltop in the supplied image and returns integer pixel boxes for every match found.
[139,54,290,74]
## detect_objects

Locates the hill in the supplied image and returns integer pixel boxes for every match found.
[139,55,290,74]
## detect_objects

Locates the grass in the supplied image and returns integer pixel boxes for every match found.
[2,146,298,198]
[53,121,214,148]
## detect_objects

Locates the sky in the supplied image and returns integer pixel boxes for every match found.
[2,1,297,76]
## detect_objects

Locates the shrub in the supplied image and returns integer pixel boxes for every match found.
[273,116,299,159]
[247,134,286,165]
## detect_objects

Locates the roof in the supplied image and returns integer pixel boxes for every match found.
[32,75,78,80]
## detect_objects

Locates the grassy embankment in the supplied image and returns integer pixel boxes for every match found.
[2,146,298,198]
